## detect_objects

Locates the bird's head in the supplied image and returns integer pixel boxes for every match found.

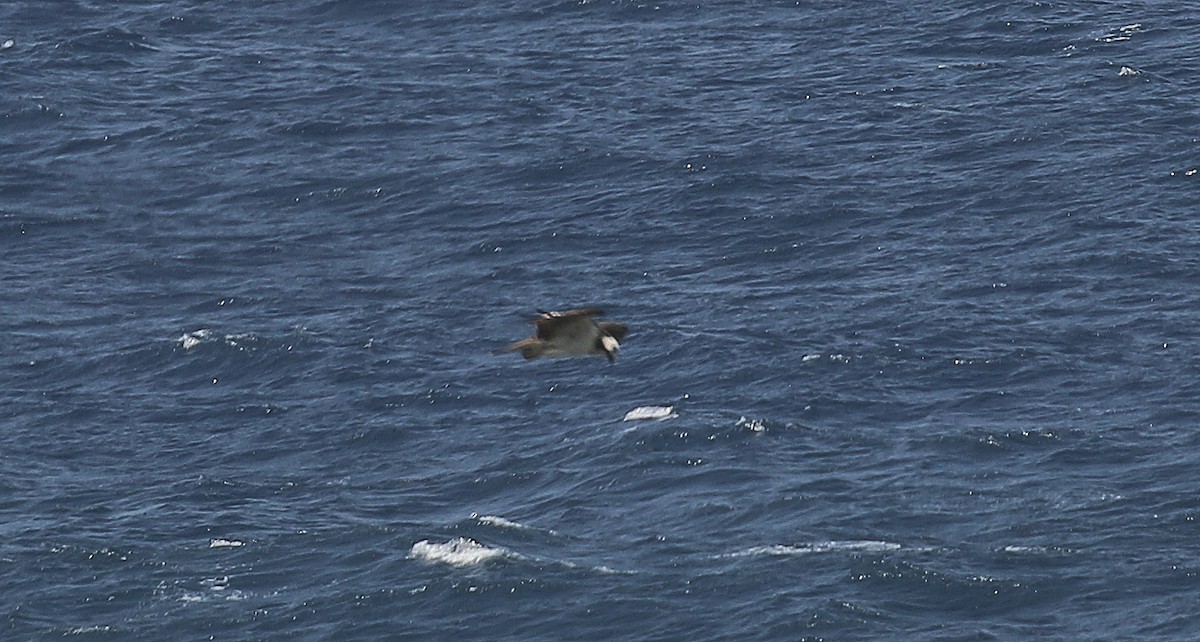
[599,335,620,362]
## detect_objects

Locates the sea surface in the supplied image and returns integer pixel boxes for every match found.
[3,1,1200,640]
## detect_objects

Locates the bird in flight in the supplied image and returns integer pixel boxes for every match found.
[497,308,628,362]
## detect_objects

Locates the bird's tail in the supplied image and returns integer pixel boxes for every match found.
[494,339,543,359]
[492,342,520,356]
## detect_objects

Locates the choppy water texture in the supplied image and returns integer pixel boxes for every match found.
[4,1,1200,640]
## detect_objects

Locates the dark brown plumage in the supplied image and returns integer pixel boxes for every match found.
[497,308,628,362]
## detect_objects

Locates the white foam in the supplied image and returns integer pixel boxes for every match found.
[733,540,901,557]
[200,576,229,590]
[179,589,247,603]
[65,626,115,636]
[179,329,212,350]
[473,514,525,529]
[623,406,677,421]
[734,416,767,432]
[209,538,244,548]
[471,513,556,534]
[173,576,248,603]
[410,537,506,567]
[178,329,260,351]
[1001,545,1070,555]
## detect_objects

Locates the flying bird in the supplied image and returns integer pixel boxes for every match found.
[497,308,628,362]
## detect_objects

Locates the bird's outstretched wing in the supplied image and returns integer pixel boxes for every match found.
[534,308,603,339]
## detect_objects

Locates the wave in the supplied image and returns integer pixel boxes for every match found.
[731,540,903,558]
[622,405,677,421]
[409,537,510,568]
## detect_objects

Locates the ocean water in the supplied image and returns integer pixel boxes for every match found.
[3,1,1200,639]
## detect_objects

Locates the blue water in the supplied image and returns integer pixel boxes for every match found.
[3,1,1200,639]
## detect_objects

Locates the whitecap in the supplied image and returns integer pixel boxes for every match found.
[471,513,558,535]
[473,514,526,530]
[623,405,677,421]
[732,544,801,557]
[65,626,114,635]
[178,329,262,351]
[200,576,229,590]
[178,589,247,603]
[732,540,901,557]
[172,576,249,603]
[410,537,506,567]
[734,416,767,432]
[209,538,244,548]
[1000,544,1072,556]
[179,329,211,350]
